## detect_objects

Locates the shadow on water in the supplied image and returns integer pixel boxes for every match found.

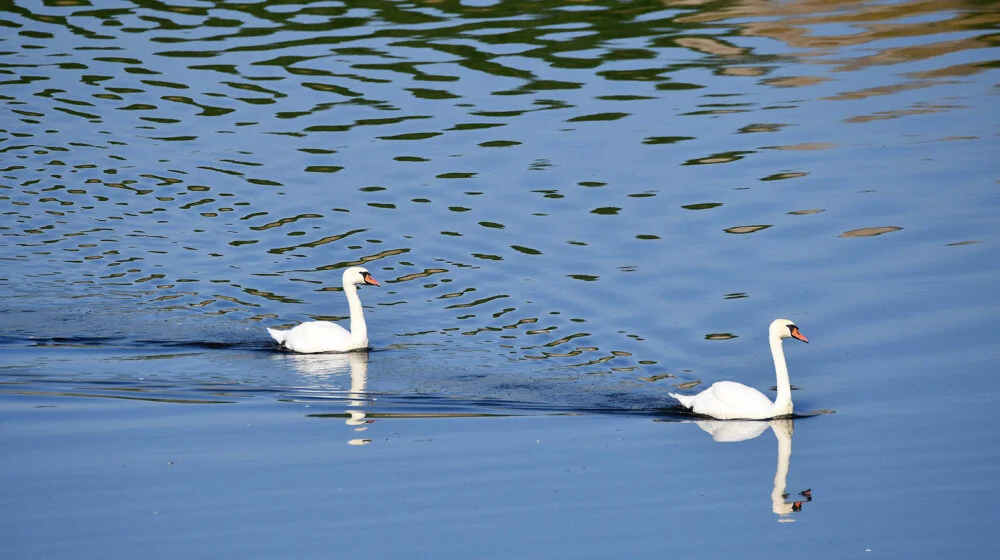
[0,328,656,411]
[0,330,713,417]
[1,314,837,421]
[279,350,834,431]
[274,348,720,420]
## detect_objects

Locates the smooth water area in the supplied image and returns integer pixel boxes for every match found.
[2,0,998,557]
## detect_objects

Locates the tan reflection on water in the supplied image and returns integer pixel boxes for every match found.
[841,226,903,237]
[679,0,996,62]
[724,224,772,234]
[677,0,997,101]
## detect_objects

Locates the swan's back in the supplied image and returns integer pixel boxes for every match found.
[269,321,357,353]
[671,381,777,420]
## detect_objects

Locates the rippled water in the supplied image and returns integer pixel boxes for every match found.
[2,0,998,557]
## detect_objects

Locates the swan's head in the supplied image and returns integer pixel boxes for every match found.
[770,318,808,343]
[343,266,380,288]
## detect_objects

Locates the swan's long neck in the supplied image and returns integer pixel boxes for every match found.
[344,283,368,346]
[770,334,793,415]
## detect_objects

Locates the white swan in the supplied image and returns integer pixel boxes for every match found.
[267,266,380,353]
[670,318,808,420]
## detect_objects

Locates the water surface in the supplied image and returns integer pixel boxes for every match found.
[2,0,998,557]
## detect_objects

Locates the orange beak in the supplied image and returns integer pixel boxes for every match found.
[363,273,380,287]
[791,327,808,343]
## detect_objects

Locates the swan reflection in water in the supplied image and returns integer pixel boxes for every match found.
[693,419,812,521]
[282,350,373,446]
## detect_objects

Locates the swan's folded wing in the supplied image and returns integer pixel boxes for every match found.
[688,381,776,420]
[281,321,354,353]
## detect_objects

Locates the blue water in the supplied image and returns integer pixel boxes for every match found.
[2,0,999,557]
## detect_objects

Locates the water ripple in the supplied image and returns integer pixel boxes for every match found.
[2,0,998,398]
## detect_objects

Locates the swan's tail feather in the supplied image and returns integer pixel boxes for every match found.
[266,328,287,346]
[669,392,695,409]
